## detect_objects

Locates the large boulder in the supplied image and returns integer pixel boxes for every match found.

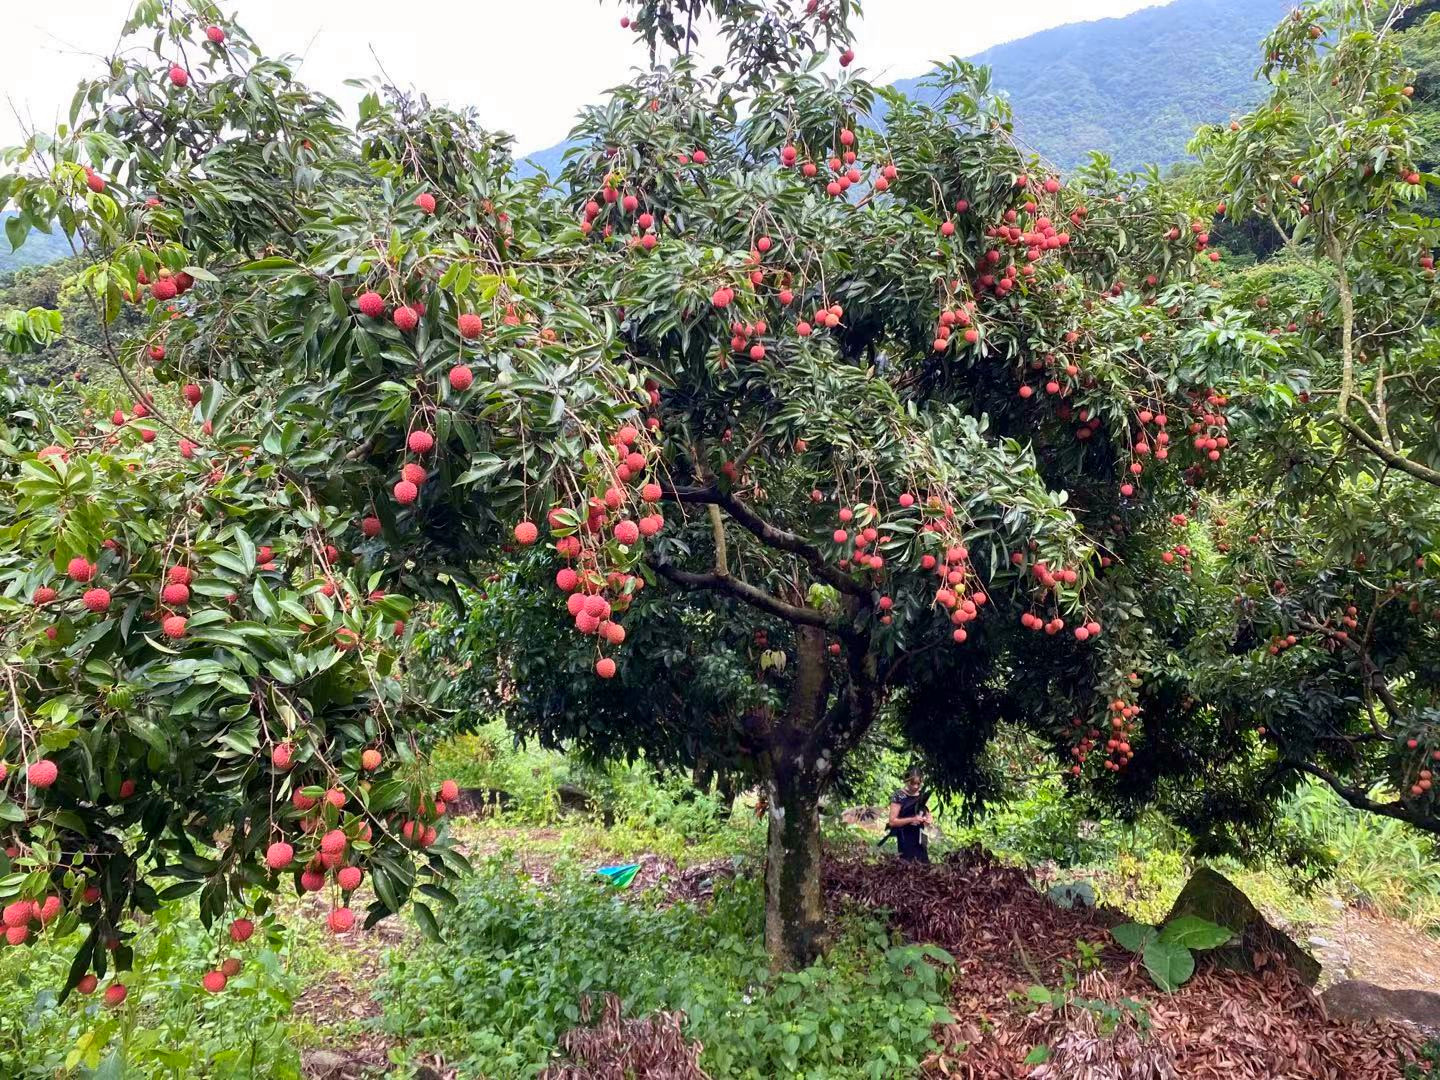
[1163,866,1321,986]
[1323,980,1440,1035]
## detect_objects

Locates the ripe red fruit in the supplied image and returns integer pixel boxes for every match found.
[300,868,325,892]
[448,365,474,392]
[327,907,355,934]
[361,516,382,538]
[162,615,187,639]
[68,557,96,583]
[271,742,294,770]
[229,918,254,943]
[639,514,663,537]
[839,48,854,66]
[103,984,128,1007]
[169,64,189,87]
[77,974,99,994]
[27,760,59,789]
[595,657,617,679]
[614,519,640,545]
[337,866,363,891]
[321,829,348,856]
[361,748,382,771]
[439,779,460,802]
[357,292,384,318]
[393,305,419,331]
[393,480,419,505]
[514,520,539,545]
[457,313,483,339]
[221,958,242,978]
[414,192,437,214]
[404,429,435,455]
[161,583,190,606]
[265,842,294,870]
[206,25,226,43]
[556,567,579,591]
[167,565,193,585]
[82,588,111,613]
[940,221,955,237]
[692,148,708,165]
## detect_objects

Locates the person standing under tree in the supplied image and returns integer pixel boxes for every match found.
[884,767,931,863]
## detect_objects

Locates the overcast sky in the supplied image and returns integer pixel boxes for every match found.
[2,0,1168,154]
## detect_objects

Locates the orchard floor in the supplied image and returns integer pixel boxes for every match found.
[282,813,1440,1080]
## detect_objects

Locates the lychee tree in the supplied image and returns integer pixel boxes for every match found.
[0,0,1266,980]
[1094,0,1440,847]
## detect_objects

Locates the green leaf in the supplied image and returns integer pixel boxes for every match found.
[1158,916,1232,952]
[412,900,441,941]
[1110,922,1157,953]
[1141,940,1195,992]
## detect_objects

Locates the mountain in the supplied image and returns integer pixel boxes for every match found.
[0,213,74,274]
[516,0,1293,178]
[890,0,1293,174]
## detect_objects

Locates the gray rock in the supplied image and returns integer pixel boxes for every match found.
[1322,980,1440,1035]
[1164,866,1321,986]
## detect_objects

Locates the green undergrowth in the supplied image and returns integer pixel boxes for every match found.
[377,855,954,1079]
[0,901,306,1079]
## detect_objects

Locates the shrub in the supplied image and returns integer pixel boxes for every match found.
[378,859,954,1078]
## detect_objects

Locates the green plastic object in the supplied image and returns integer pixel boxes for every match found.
[596,863,640,888]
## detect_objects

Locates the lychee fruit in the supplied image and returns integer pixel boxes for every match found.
[337,866,362,891]
[595,657,617,679]
[265,842,294,870]
[457,313,483,339]
[169,64,189,87]
[161,583,190,606]
[393,480,419,505]
[271,742,294,770]
[327,907,355,934]
[414,192,436,214]
[103,983,128,1007]
[203,970,227,993]
[162,615,187,639]
[206,25,226,43]
[82,588,111,613]
[76,974,99,994]
[67,557,96,583]
[393,305,419,331]
[361,516,382,538]
[361,748,381,771]
[439,779,459,802]
[357,292,385,318]
[448,365,474,392]
[407,429,434,454]
[27,760,58,789]
[513,520,539,545]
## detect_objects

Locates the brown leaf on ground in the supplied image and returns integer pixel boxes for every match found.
[823,849,1423,1080]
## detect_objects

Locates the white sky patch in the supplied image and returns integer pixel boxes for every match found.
[1,0,1170,153]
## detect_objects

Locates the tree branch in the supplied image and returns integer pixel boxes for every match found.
[1335,416,1440,487]
[647,556,834,629]
[659,482,869,598]
[1290,759,1438,834]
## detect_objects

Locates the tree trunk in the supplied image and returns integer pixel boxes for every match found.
[764,758,827,970]
[761,624,833,970]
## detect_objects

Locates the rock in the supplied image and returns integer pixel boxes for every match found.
[1323,980,1440,1035]
[1047,881,1096,910]
[451,786,511,817]
[1164,867,1321,986]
